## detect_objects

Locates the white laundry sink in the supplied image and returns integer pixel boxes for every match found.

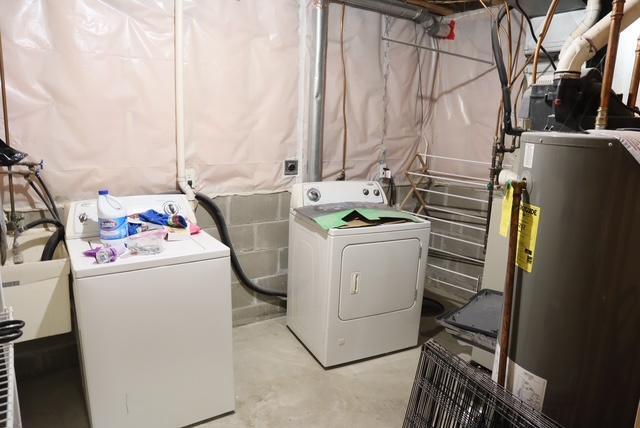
[1,228,71,342]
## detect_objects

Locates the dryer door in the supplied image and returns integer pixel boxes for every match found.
[338,238,420,321]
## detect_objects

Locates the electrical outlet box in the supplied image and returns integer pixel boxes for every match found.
[186,168,196,188]
[284,160,298,176]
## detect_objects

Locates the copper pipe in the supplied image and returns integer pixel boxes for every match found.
[497,181,525,387]
[596,0,627,129]
[532,0,561,84]
[627,35,640,108]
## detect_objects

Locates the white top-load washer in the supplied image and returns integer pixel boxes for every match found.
[65,194,234,428]
[287,181,430,367]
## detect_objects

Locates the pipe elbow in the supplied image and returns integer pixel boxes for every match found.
[560,4,602,54]
[178,180,195,201]
[556,36,595,78]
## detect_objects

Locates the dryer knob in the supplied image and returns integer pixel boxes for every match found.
[307,188,321,202]
[373,189,380,197]
[362,188,369,196]
[78,212,88,223]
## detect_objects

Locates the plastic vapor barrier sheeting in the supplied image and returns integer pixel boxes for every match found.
[0,1,506,206]
[319,4,423,182]
[0,1,179,205]
[419,8,524,180]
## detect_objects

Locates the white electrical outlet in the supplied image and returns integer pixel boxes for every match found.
[378,163,387,179]
[185,168,196,189]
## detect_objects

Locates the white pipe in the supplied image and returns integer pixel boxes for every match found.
[174,0,195,200]
[556,0,640,78]
[559,0,602,57]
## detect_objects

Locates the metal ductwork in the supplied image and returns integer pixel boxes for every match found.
[332,0,432,23]
[306,0,434,181]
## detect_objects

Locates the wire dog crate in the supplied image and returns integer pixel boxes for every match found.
[0,310,20,428]
[404,340,561,428]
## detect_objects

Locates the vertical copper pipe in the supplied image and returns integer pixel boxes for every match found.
[531,0,561,84]
[627,36,640,108]
[497,181,524,387]
[596,0,626,129]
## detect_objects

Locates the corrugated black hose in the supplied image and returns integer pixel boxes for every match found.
[195,192,287,298]
[41,227,64,262]
[18,218,65,262]
[22,218,63,231]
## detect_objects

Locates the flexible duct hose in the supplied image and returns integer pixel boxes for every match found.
[195,192,287,298]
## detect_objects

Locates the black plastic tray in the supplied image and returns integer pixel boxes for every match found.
[436,289,503,351]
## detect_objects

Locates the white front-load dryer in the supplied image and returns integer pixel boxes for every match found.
[287,181,430,367]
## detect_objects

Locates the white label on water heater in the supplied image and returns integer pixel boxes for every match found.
[492,342,548,412]
[523,143,535,168]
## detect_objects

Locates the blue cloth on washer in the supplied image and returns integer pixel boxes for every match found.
[139,209,188,229]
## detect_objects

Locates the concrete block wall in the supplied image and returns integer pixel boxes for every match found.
[195,191,290,326]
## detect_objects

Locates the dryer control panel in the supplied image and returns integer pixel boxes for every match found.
[65,194,195,239]
[290,181,386,209]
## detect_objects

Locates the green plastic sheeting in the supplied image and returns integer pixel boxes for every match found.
[313,208,419,230]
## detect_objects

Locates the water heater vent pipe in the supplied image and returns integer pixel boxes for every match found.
[555,0,640,79]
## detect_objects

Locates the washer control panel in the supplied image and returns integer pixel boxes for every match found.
[66,194,195,239]
[291,181,387,209]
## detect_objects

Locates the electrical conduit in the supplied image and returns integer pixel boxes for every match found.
[174,0,195,201]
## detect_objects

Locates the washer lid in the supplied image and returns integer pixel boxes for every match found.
[67,232,229,279]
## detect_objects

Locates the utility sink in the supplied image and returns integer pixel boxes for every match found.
[1,228,70,342]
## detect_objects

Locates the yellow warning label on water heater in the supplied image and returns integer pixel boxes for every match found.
[516,203,541,273]
[499,186,513,238]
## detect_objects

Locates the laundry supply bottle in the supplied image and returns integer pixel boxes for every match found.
[97,190,128,247]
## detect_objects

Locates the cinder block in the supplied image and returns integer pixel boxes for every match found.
[255,274,287,294]
[203,226,221,241]
[255,221,288,250]
[279,248,288,271]
[229,224,255,252]
[230,193,279,225]
[395,185,412,207]
[194,195,230,228]
[232,300,285,327]
[237,249,279,278]
[231,283,256,308]
[278,191,291,220]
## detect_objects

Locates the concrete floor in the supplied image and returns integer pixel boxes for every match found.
[18,309,470,428]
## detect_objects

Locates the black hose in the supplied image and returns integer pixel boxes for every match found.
[29,181,58,221]
[35,172,60,221]
[492,6,523,137]
[195,192,287,298]
[514,0,557,70]
[22,218,64,231]
[41,227,64,262]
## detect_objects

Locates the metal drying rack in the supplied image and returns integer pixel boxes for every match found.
[401,153,490,295]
